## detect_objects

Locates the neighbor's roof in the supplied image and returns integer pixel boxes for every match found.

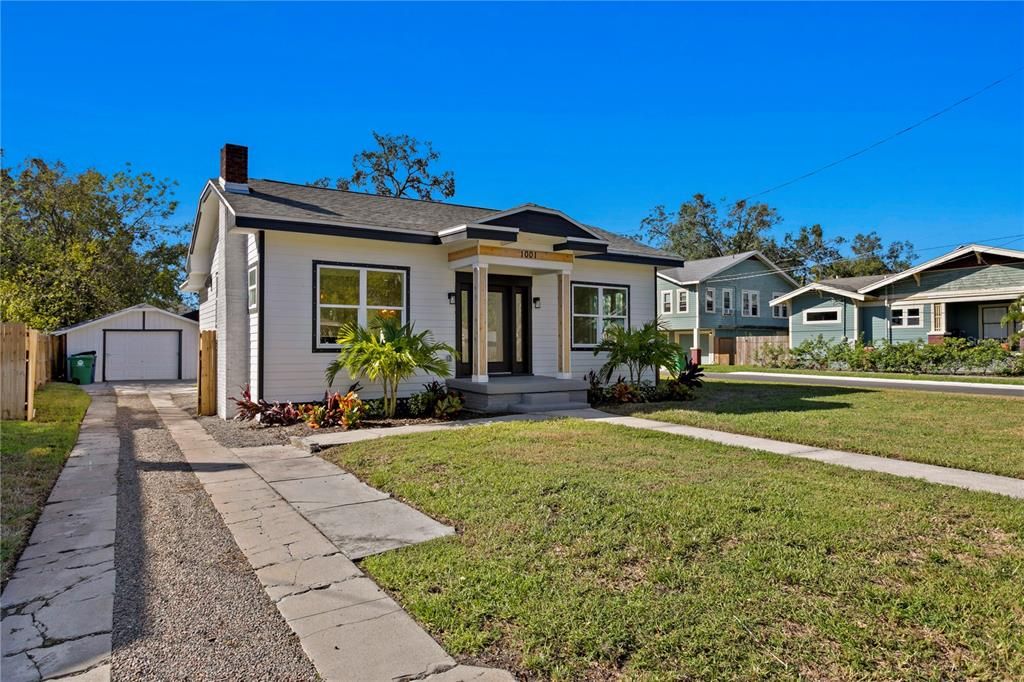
[209,179,673,260]
[857,243,1024,293]
[768,275,888,306]
[657,251,798,287]
[54,304,198,336]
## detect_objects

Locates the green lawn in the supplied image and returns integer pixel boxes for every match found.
[609,381,1024,479]
[323,421,1024,680]
[701,364,1024,385]
[1,383,90,580]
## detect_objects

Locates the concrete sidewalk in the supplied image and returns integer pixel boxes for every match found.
[1,385,119,682]
[705,371,1024,398]
[303,407,1024,500]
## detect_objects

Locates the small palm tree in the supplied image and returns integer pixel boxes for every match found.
[593,321,677,384]
[325,316,457,418]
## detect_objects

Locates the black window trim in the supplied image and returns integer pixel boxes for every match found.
[570,280,631,351]
[311,260,412,353]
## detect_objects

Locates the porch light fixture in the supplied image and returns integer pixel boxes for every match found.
[533,297,541,309]
[448,292,457,305]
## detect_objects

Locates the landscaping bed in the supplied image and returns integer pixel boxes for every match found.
[609,380,1024,478]
[703,364,1024,385]
[1,382,90,581]
[321,419,1024,680]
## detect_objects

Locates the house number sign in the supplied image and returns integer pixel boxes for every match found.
[520,250,538,259]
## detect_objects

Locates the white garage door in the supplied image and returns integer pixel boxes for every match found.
[105,331,180,381]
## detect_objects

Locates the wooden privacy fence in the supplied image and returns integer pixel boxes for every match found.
[1,323,60,421]
[197,329,217,416]
[734,335,789,366]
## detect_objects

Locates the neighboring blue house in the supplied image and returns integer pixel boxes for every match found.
[770,244,1024,348]
[657,251,798,363]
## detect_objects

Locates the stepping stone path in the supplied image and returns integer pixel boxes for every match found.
[1,386,118,682]
[146,391,513,682]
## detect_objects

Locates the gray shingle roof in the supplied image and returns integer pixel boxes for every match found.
[815,274,888,292]
[657,251,761,283]
[215,179,675,259]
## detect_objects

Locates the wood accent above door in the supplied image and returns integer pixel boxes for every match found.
[448,244,574,264]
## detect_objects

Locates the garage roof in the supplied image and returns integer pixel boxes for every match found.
[53,304,198,336]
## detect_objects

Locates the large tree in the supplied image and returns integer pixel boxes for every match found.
[311,131,455,201]
[640,194,916,283]
[0,157,187,332]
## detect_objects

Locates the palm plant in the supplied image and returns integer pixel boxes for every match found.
[325,316,457,418]
[593,321,677,384]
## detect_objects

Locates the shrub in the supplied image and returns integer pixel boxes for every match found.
[790,335,836,370]
[433,393,465,420]
[300,390,364,430]
[607,378,644,404]
[584,370,605,406]
[592,321,677,384]
[754,343,795,369]
[406,380,463,419]
[652,379,695,402]
[231,385,303,425]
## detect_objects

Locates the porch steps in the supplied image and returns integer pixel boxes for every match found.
[508,391,589,413]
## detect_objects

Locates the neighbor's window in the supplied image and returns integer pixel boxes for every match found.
[661,290,672,314]
[891,306,922,328]
[572,283,628,347]
[804,308,841,324]
[316,263,406,348]
[721,288,734,314]
[676,289,688,314]
[772,292,788,319]
[247,265,258,312]
[705,287,716,313]
[741,290,760,317]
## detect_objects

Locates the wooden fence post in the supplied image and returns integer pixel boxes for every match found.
[197,330,217,416]
[1,323,28,420]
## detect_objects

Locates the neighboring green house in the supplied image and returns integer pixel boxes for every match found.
[657,251,798,363]
[770,243,1024,348]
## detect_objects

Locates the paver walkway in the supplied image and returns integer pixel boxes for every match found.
[705,371,1024,398]
[146,389,512,682]
[1,385,118,682]
[303,408,1024,499]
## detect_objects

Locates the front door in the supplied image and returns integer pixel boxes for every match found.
[455,273,530,377]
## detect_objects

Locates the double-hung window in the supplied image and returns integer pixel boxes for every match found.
[721,288,734,315]
[247,265,258,312]
[661,290,672,314]
[315,263,406,348]
[891,306,922,328]
[676,289,688,314]
[771,292,788,319]
[741,290,760,317]
[704,287,716,313]
[572,283,628,347]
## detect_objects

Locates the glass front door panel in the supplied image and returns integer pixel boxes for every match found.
[515,292,524,363]
[488,291,505,362]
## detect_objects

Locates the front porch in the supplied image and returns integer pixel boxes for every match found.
[447,374,589,413]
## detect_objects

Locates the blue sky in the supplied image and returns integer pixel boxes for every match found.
[3,2,1022,258]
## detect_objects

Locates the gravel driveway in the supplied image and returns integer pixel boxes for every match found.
[111,390,318,680]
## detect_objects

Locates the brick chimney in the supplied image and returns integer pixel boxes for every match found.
[219,143,249,193]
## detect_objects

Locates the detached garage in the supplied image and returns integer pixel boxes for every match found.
[55,304,199,382]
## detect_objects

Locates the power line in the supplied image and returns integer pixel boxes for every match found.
[740,67,1023,202]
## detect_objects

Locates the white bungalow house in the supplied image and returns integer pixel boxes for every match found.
[183,145,684,416]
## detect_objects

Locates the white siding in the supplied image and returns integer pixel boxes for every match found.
[263,231,455,402]
[247,233,260,396]
[63,307,199,381]
[259,231,659,401]
[215,204,252,417]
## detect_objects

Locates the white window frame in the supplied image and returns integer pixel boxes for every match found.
[772,292,788,319]
[247,264,258,312]
[803,307,842,324]
[721,288,734,315]
[930,302,945,333]
[571,283,629,349]
[741,290,760,318]
[891,305,922,329]
[704,287,716,313]
[661,290,672,314]
[676,288,688,314]
[315,263,407,349]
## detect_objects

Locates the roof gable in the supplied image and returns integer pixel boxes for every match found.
[477,206,601,241]
[54,304,198,335]
[658,251,797,287]
[858,244,1024,293]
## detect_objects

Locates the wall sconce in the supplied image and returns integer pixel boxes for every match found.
[448,292,457,305]
[533,297,541,309]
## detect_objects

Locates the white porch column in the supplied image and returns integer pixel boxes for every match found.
[472,264,489,382]
[556,272,572,379]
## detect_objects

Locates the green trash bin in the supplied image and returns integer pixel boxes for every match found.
[68,353,96,385]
